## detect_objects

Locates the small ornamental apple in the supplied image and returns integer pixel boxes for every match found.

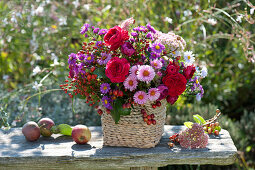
[72,125,91,144]
[22,121,40,142]
[38,118,55,137]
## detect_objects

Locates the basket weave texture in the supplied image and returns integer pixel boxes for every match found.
[101,99,167,148]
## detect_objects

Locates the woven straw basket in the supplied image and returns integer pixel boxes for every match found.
[101,99,167,148]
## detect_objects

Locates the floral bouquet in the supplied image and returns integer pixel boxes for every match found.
[62,18,207,148]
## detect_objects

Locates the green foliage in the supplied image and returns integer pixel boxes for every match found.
[111,98,131,124]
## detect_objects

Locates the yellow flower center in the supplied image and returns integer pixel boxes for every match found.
[128,80,134,86]
[138,95,144,100]
[87,56,91,60]
[187,56,191,60]
[150,90,156,96]
[103,86,107,90]
[153,63,158,66]
[155,45,160,50]
[143,70,150,77]
[102,56,107,60]
[172,51,176,54]
[104,100,108,104]
[196,79,199,84]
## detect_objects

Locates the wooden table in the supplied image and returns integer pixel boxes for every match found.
[0,125,237,169]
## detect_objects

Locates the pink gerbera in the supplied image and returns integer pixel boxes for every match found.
[137,65,155,82]
[130,65,139,78]
[150,59,163,69]
[148,88,160,101]
[134,91,148,105]
[123,75,138,91]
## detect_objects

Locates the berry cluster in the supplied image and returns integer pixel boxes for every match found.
[141,109,156,125]
[151,101,161,109]
[203,121,221,136]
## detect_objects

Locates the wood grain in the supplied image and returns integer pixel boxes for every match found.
[0,126,237,169]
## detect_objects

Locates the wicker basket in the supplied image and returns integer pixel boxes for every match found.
[101,99,167,148]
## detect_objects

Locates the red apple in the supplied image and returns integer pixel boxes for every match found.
[72,125,91,144]
[38,118,55,137]
[22,121,40,142]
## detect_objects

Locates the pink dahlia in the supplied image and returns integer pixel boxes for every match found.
[123,75,138,91]
[134,91,148,105]
[137,65,155,83]
[148,88,160,101]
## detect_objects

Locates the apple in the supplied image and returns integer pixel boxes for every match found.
[71,125,91,144]
[22,121,40,141]
[38,118,55,137]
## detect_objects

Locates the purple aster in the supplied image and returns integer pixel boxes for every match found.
[133,26,147,32]
[131,32,138,37]
[93,27,100,34]
[84,54,94,64]
[80,23,90,34]
[100,83,111,94]
[97,53,111,65]
[68,53,77,65]
[151,42,165,54]
[141,54,146,60]
[77,53,85,60]
[146,32,153,39]
[149,52,160,60]
[137,65,155,83]
[146,23,156,34]
[96,41,103,48]
[121,42,136,56]
[102,96,112,110]
[98,29,108,35]
[78,63,86,76]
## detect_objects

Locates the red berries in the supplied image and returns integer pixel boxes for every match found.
[97,109,103,115]
[140,109,156,125]
[151,101,161,109]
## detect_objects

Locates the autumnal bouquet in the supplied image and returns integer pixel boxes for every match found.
[62,18,207,125]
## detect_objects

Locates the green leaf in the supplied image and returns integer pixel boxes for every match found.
[94,68,107,78]
[214,126,222,132]
[184,121,193,128]
[111,98,131,124]
[193,114,206,125]
[54,124,72,136]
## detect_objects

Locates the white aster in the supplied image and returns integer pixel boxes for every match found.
[184,51,195,65]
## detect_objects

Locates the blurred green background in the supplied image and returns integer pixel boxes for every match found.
[0,0,254,169]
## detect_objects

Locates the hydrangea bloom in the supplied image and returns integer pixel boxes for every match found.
[133,91,148,104]
[178,123,208,149]
[137,65,155,83]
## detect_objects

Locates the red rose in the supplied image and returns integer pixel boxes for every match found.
[166,61,180,75]
[104,26,129,51]
[162,73,187,97]
[183,65,196,80]
[167,96,179,105]
[105,57,130,83]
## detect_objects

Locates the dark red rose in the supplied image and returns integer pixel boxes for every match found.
[162,73,187,97]
[183,65,196,80]
[105,57,130,83]
[166,61,180,75]
[104,26,129,51]
[167,96,179,105]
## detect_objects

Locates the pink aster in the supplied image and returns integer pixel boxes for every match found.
[150,59,163,69]
[123,75,138,91]
[137,65,155,83]
[129,65,139,78]
[148,88,160,101]
[133,91,148,105]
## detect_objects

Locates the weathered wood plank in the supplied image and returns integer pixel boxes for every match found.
[0,126,237,169]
